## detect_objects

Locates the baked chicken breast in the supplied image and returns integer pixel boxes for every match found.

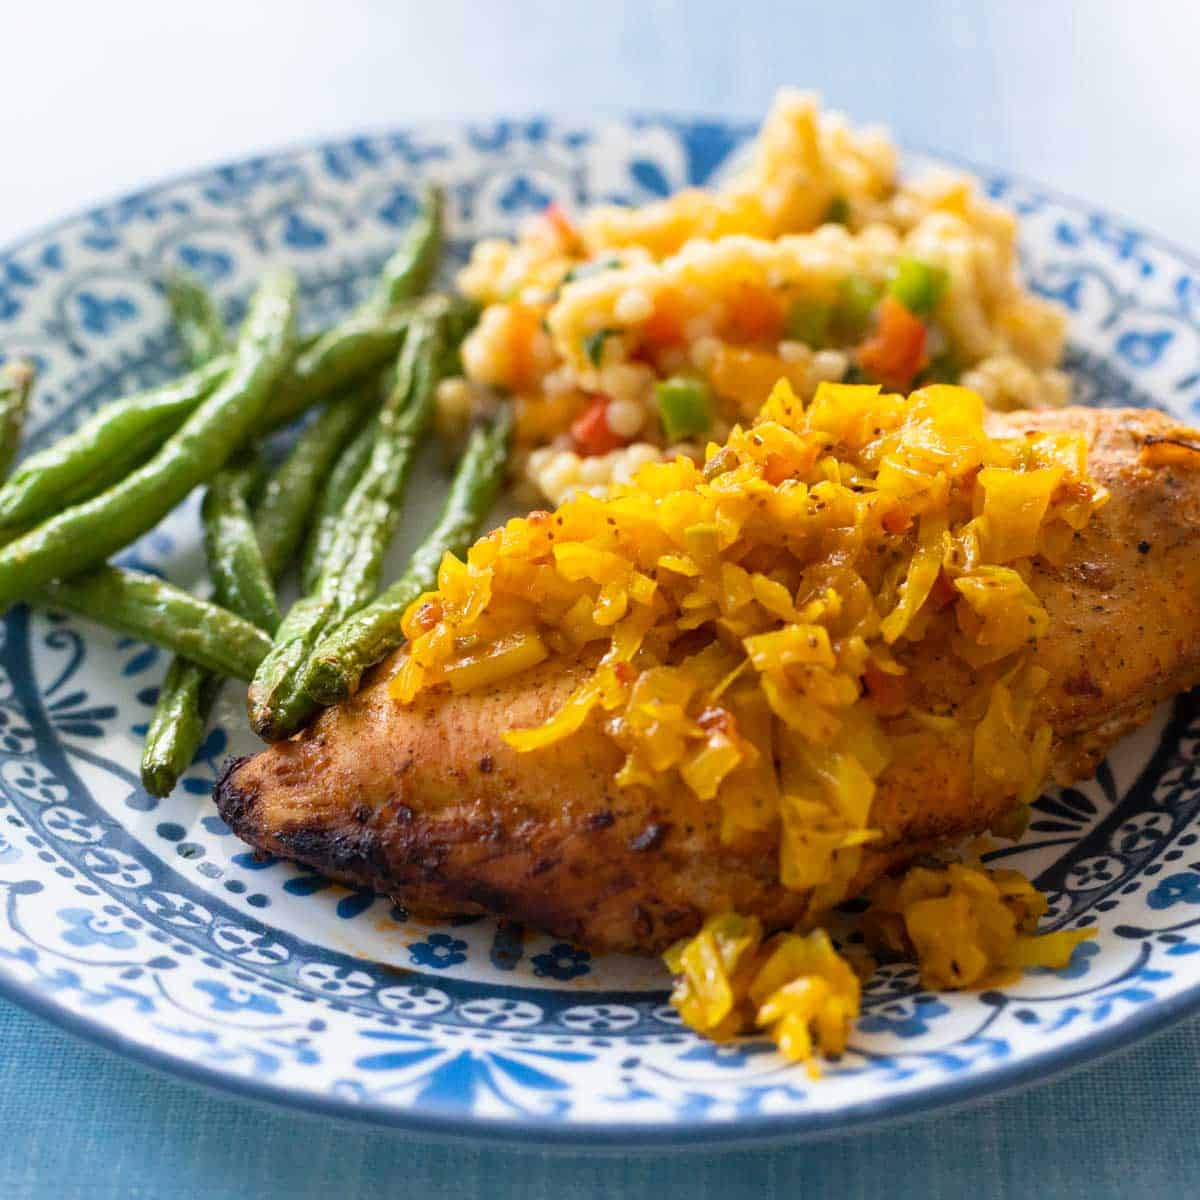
[216,406,1200,953]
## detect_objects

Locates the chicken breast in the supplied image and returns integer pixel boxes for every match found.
[216,407,1200,953]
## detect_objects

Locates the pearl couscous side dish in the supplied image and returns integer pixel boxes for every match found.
[439,90,1069,504]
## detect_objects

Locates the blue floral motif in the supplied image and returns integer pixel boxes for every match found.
[176,243,234,281]
[57,907,136,950]
[677,1038,778,1069]
[1118,329,1174,368]
[858,994,952,1038]
[1047,939,1100,980]
[629,159,672,196]
[531,943,591,981]
[497,175,552,214]
[377,187,417,227]
[1148,871,1200,910]
[321,138,382,182]
[281,211,328,250]
[194,980,282,1015]
[75,290,137,335]
[0,706,35,753]
[409,933,468,970]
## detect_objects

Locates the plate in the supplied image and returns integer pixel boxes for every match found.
[3,115,1200,1148]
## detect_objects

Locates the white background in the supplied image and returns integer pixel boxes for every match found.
[3,1,1198,247]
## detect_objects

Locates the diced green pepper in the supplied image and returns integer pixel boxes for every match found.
[834,274,884,338]
[915,350,961,386]
[823,195,850,226]
[655,377,713,441]
[889,256,949,318]
[583,328,617,367]
[563,257,621,285]
[784,298,832,348]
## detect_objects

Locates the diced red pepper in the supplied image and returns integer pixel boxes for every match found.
[862,662,909,716]
[570,397,626,456]
[857,295,928,390]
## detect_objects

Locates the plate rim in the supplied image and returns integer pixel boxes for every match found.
[1,944,1196,1149]
[3,112,1200,1148]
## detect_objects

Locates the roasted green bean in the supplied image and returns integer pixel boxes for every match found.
[361,183,444,315]
[33,566,271,680]
[299,416,378,594]
[0,306,410,534]
[167,269,229,368]
[263,308,409,432]
[0,360,35,482]
[143,452,280,797]
[0,356,229,530]
[249,309,447,739]
[202,459,281,635]
[140,659,221,797]
[0,271,297,611]
[256,186,443,428]
[303,404,512,704]
[255,386,378,579]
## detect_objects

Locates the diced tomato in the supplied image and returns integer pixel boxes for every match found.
[543,201,579,249]
[570,397,626,456]
[857,295,928,390]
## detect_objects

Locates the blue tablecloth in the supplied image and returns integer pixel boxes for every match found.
[4,997,1195,1198]
[5,3,1198,1195]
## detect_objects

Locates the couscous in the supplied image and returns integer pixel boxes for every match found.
[442,90,1070,505]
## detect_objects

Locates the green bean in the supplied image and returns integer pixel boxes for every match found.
[202,459,281,635]
[249,310,447,739]
[33,566,271,680]
[140,659,221,797]
[361,184,444,315]
[255,386,378,579]
[0,303,411,535]
[303,404,512,704]
[140,378,379,796]
[263,307,411,432]
[0,357,229,530]
[0,271,297,612]
[255,182,444,430]
[167,270,229,367]
[299,417,378,594]
[142,453,278,797]
[0,360,35,482]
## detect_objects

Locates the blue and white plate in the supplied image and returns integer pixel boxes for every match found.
[2,115,1200,1148]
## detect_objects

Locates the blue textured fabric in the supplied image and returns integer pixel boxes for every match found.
[2,996,1195,1199]
[5,3,1199,1196]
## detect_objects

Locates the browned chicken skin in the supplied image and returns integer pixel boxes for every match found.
[216,407,1200,953]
